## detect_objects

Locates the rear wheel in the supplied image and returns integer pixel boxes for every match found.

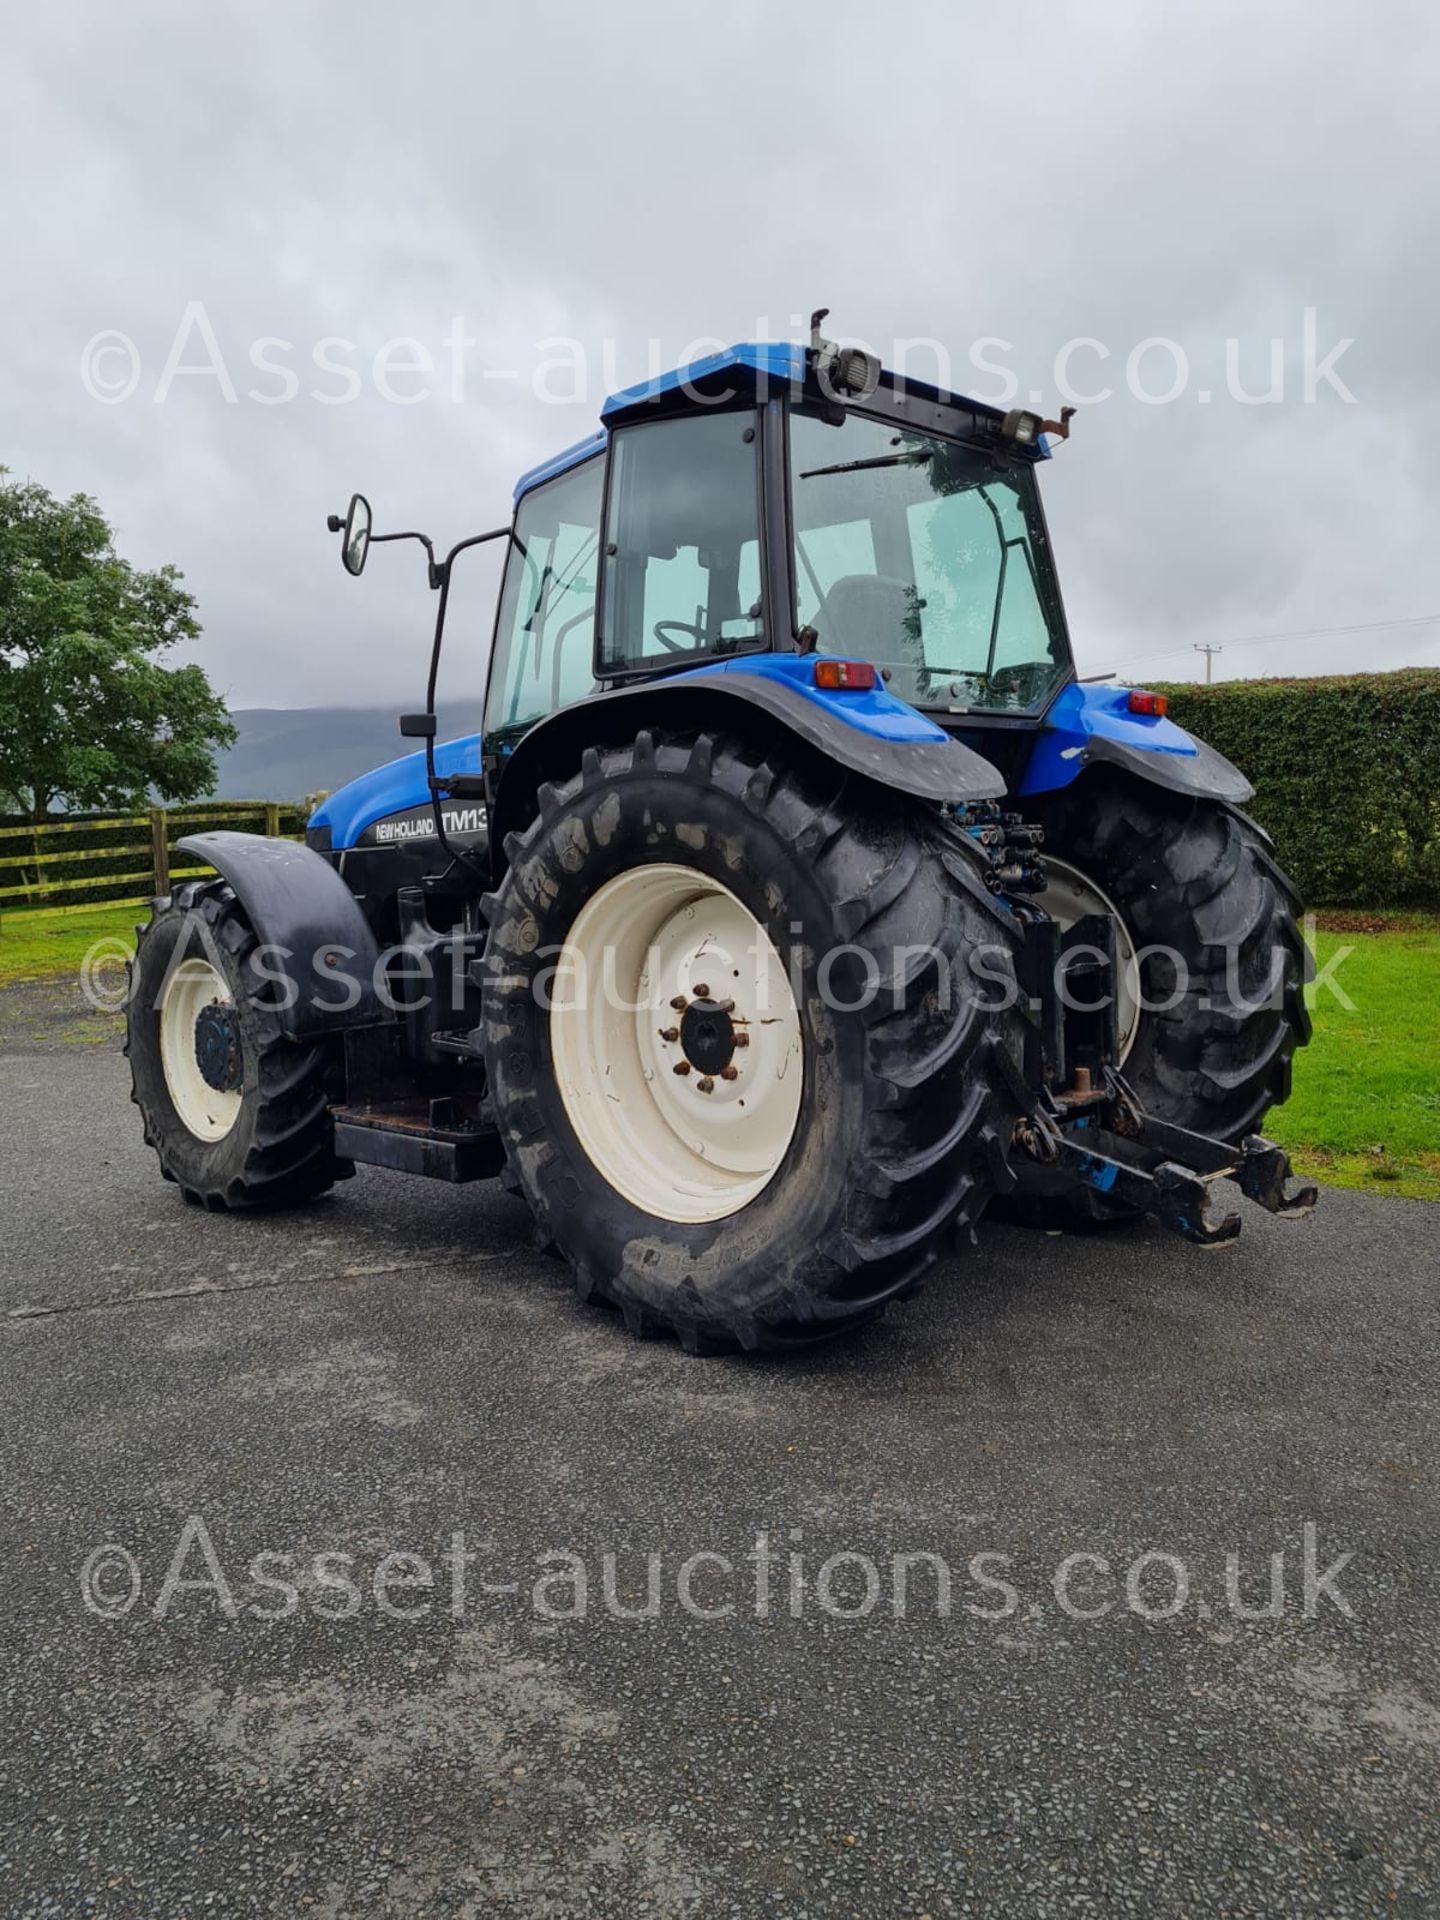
[482,730,1027,1352]
[126,882,351,1209]
[1019,770,1312,1225]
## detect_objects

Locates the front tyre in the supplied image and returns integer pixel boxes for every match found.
[482,731,1026,1353]
[126,882,351,1209]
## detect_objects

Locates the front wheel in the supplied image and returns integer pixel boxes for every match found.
[126,882,351,1209]
[482,731,1026,1352]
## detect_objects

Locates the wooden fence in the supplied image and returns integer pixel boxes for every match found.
[0,801,315,918]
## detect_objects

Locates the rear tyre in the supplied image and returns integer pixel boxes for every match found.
[126,882,351,1209]
[1017,769,1312,1226]
[482,730,1027,1352]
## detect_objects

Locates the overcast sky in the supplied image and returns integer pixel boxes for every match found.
[5,0,1439,712]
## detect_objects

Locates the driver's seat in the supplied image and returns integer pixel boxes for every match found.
[813,573,921,666]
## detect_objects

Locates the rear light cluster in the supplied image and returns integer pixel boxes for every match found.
[813,659,876,692]
[1127,689,1168,716]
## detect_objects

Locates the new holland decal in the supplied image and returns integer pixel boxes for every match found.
[360,803,488,847]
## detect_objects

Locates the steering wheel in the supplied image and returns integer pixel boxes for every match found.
[984,663,1037,700]
[652,619,706,653]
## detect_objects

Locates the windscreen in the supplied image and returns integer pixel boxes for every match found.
[789,407,1071,713]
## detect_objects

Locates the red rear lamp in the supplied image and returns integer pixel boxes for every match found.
[1127,689,1168,717]
[813,659,876,692]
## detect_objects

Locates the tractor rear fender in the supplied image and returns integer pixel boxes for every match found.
[1055,731,1255,804]
[1017,682,1254,805]
[175,831,391,1039]
[491,659,1007,863]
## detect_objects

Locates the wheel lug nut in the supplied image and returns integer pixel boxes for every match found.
[733,1031,750,1048]
[696,1076,715,1094]
[673,1061,691,1076]
[669,995,688,1011]
[720,1065,739,1081]
[693,983,711,999]
[659,1027,679,1043]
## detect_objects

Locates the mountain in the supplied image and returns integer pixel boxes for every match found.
[210,705,479,802]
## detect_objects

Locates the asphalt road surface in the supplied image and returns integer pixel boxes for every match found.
[2,998,1438,1917]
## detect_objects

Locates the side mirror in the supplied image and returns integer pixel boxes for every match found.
[339,492,372,576]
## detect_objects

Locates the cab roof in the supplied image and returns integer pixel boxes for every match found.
[512,340,1031,503]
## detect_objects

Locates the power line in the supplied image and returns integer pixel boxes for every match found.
[1116,610,1440,674]
[1194,641,1222,684]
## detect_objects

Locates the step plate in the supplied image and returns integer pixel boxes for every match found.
[332,1106,505,1183]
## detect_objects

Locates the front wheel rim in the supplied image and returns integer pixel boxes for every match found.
[159,957,244,1141]
[549,863,803,1225]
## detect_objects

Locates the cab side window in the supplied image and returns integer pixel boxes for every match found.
[598,411,764,674]
[484,457,603,741]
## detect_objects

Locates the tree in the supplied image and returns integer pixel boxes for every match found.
[0,469,235,820]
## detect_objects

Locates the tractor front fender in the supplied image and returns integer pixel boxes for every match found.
[176,831,391,1039]
[491,662,1006,862]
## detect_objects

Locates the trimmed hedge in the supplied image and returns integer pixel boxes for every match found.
[1154,669,1440,909]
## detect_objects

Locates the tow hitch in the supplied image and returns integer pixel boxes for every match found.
[1015,1069,1318,1245]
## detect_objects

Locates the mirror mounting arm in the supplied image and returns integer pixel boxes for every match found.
[417,524,528,883]
[369,528,440,587]
[331,495,529,885]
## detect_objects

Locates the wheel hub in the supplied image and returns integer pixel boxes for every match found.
[679,996,737,1077]
[193,1001,243,1094]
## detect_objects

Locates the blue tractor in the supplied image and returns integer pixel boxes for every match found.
[125,315,1314,1352]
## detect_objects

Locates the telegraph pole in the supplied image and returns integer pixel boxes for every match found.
[1194,642,1222,684]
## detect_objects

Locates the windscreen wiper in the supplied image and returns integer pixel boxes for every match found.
[522,532,598,634]
[521,564,553,633]
[798,451,930,480]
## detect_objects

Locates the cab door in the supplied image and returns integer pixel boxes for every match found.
[482,454,605,768]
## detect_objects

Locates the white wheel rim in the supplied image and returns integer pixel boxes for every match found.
[159,957,244,1141]
[549,863,803,1225]
[1038,856,1143,1065]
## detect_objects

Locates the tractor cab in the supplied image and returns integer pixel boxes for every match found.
[483,329,1075,773]
[314,329,1089,912]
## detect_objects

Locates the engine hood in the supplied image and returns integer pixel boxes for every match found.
[308,733,482,851]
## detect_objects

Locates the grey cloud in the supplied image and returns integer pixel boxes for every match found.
[4,0,1438,707]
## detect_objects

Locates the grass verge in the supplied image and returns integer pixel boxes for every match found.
[1266,919,1440,1202]
[0,904,142,988]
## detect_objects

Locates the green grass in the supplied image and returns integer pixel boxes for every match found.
[0,904,142,987]
[1267,921,1440,1201]
[1,903,1435,1200]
